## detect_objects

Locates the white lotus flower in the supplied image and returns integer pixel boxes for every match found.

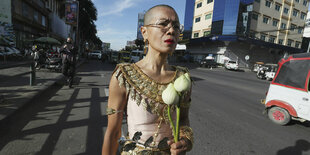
[173,74,191,93]
[162,83,179,105]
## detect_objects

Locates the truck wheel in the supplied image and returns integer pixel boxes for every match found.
[268,106,291,125]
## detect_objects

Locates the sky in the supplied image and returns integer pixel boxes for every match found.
[92,0,186,50]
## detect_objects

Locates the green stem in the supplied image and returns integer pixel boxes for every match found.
[168,105,176,142]
[176,104,180,142]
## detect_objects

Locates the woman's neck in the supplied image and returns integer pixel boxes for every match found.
[139,49,171,74]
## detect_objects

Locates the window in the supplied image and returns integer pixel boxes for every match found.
[252,13,258,20]
[34,10,39,22]
[281,23,287,29]
[275,4,281,11]
[42,15,46,26]
[283,8,289,14]
[278,39,283,45]
[255,0,260,2]
[197,2,202,8]
[295,0,300,3]
[295,42,300,48]
[303,0,307,6]
[207,0,213,4]
[287,40,293,46]
[290,24,296,31]
[260,34,266,41]
[195,17,201,23]
[298,28,303,34]
[205,13,212,20]
[22,2,29,17]
[204,31,210,36]
[265,0,272,7]
[293,9,298,17]
[301,12,306,20]
[263,16,269,24]
[194,33,199,38]
[269,36,276,43]
[272,19,279,27]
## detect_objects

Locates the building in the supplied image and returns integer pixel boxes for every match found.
[183,0,195,39]
[192,0,308,48]
[137,12,144,40]
[11,0,71,50]
[186,0,308,67]
[12,0,50,49]
[0,0,14,46]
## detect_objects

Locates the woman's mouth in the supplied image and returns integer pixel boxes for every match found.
[164,39,174,44]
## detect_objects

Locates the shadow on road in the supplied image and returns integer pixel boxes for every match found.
[276,139,310,155]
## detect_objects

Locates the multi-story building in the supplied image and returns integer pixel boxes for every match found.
[12,0,50,48]
[192,0,214,38]
[137,12,144,40]
[183,0,195,39]
[12,0,71,50]
[191,0,308,48]
[187,0,308,66]
[251,0,308,48]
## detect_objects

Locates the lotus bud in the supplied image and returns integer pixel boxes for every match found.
[174,74,191,93]
[184,73,191,81]
[162,83,179,105]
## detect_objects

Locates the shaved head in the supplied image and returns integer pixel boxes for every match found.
[143,4,178,25]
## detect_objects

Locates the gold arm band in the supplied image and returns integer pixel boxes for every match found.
[106,107,123,115]
[180,126,194,152]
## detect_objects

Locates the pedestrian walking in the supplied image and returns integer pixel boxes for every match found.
[60,37,77,88]
[102,4,193,155]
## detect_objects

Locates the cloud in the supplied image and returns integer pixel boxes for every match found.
[99,0,138,17]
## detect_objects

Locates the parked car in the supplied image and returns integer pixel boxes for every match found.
[224,60,238,70]
[88,50,102,59]
[264,64,278,81]
[261,53,310,125]
[253,62,264,72]
[199,59,217,68]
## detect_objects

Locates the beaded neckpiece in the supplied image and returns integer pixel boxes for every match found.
[114,63,189,122]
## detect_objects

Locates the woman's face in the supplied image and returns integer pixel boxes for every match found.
[142,7,181,54]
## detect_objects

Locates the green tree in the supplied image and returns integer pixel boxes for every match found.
[78,0,102,49]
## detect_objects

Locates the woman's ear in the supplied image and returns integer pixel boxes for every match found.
[141,26,148,41]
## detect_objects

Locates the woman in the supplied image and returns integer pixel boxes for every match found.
[102,4,193,155]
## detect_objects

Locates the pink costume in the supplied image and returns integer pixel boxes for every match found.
[113,63,190,153]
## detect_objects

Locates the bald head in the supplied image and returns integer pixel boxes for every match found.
[143,4,178,25]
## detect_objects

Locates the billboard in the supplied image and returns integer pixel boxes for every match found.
[65,2,79,25]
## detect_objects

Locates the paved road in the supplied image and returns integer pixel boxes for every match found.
[1,61,310,155]
[188,68,310,155]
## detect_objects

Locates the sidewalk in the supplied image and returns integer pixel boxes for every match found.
[0,59,84,123]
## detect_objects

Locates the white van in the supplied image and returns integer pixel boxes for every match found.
[131,50,143,63]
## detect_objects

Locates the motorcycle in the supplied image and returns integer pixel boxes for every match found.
[46,55,62,72]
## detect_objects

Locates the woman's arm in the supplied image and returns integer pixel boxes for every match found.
[102,72,127,155]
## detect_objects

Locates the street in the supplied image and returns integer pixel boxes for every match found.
[1,60,310,155]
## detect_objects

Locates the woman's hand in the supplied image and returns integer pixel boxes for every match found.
[167,139,189,155]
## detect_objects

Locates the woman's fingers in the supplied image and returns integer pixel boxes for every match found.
[169,139,188,155]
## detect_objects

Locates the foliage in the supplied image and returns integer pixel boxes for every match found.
[77,0,102,48]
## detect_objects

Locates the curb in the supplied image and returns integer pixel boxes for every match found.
[0,59,85,124]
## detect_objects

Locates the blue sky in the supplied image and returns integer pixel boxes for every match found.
[92,0,186,50]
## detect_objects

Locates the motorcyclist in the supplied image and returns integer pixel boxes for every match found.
[60,37,77,88]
